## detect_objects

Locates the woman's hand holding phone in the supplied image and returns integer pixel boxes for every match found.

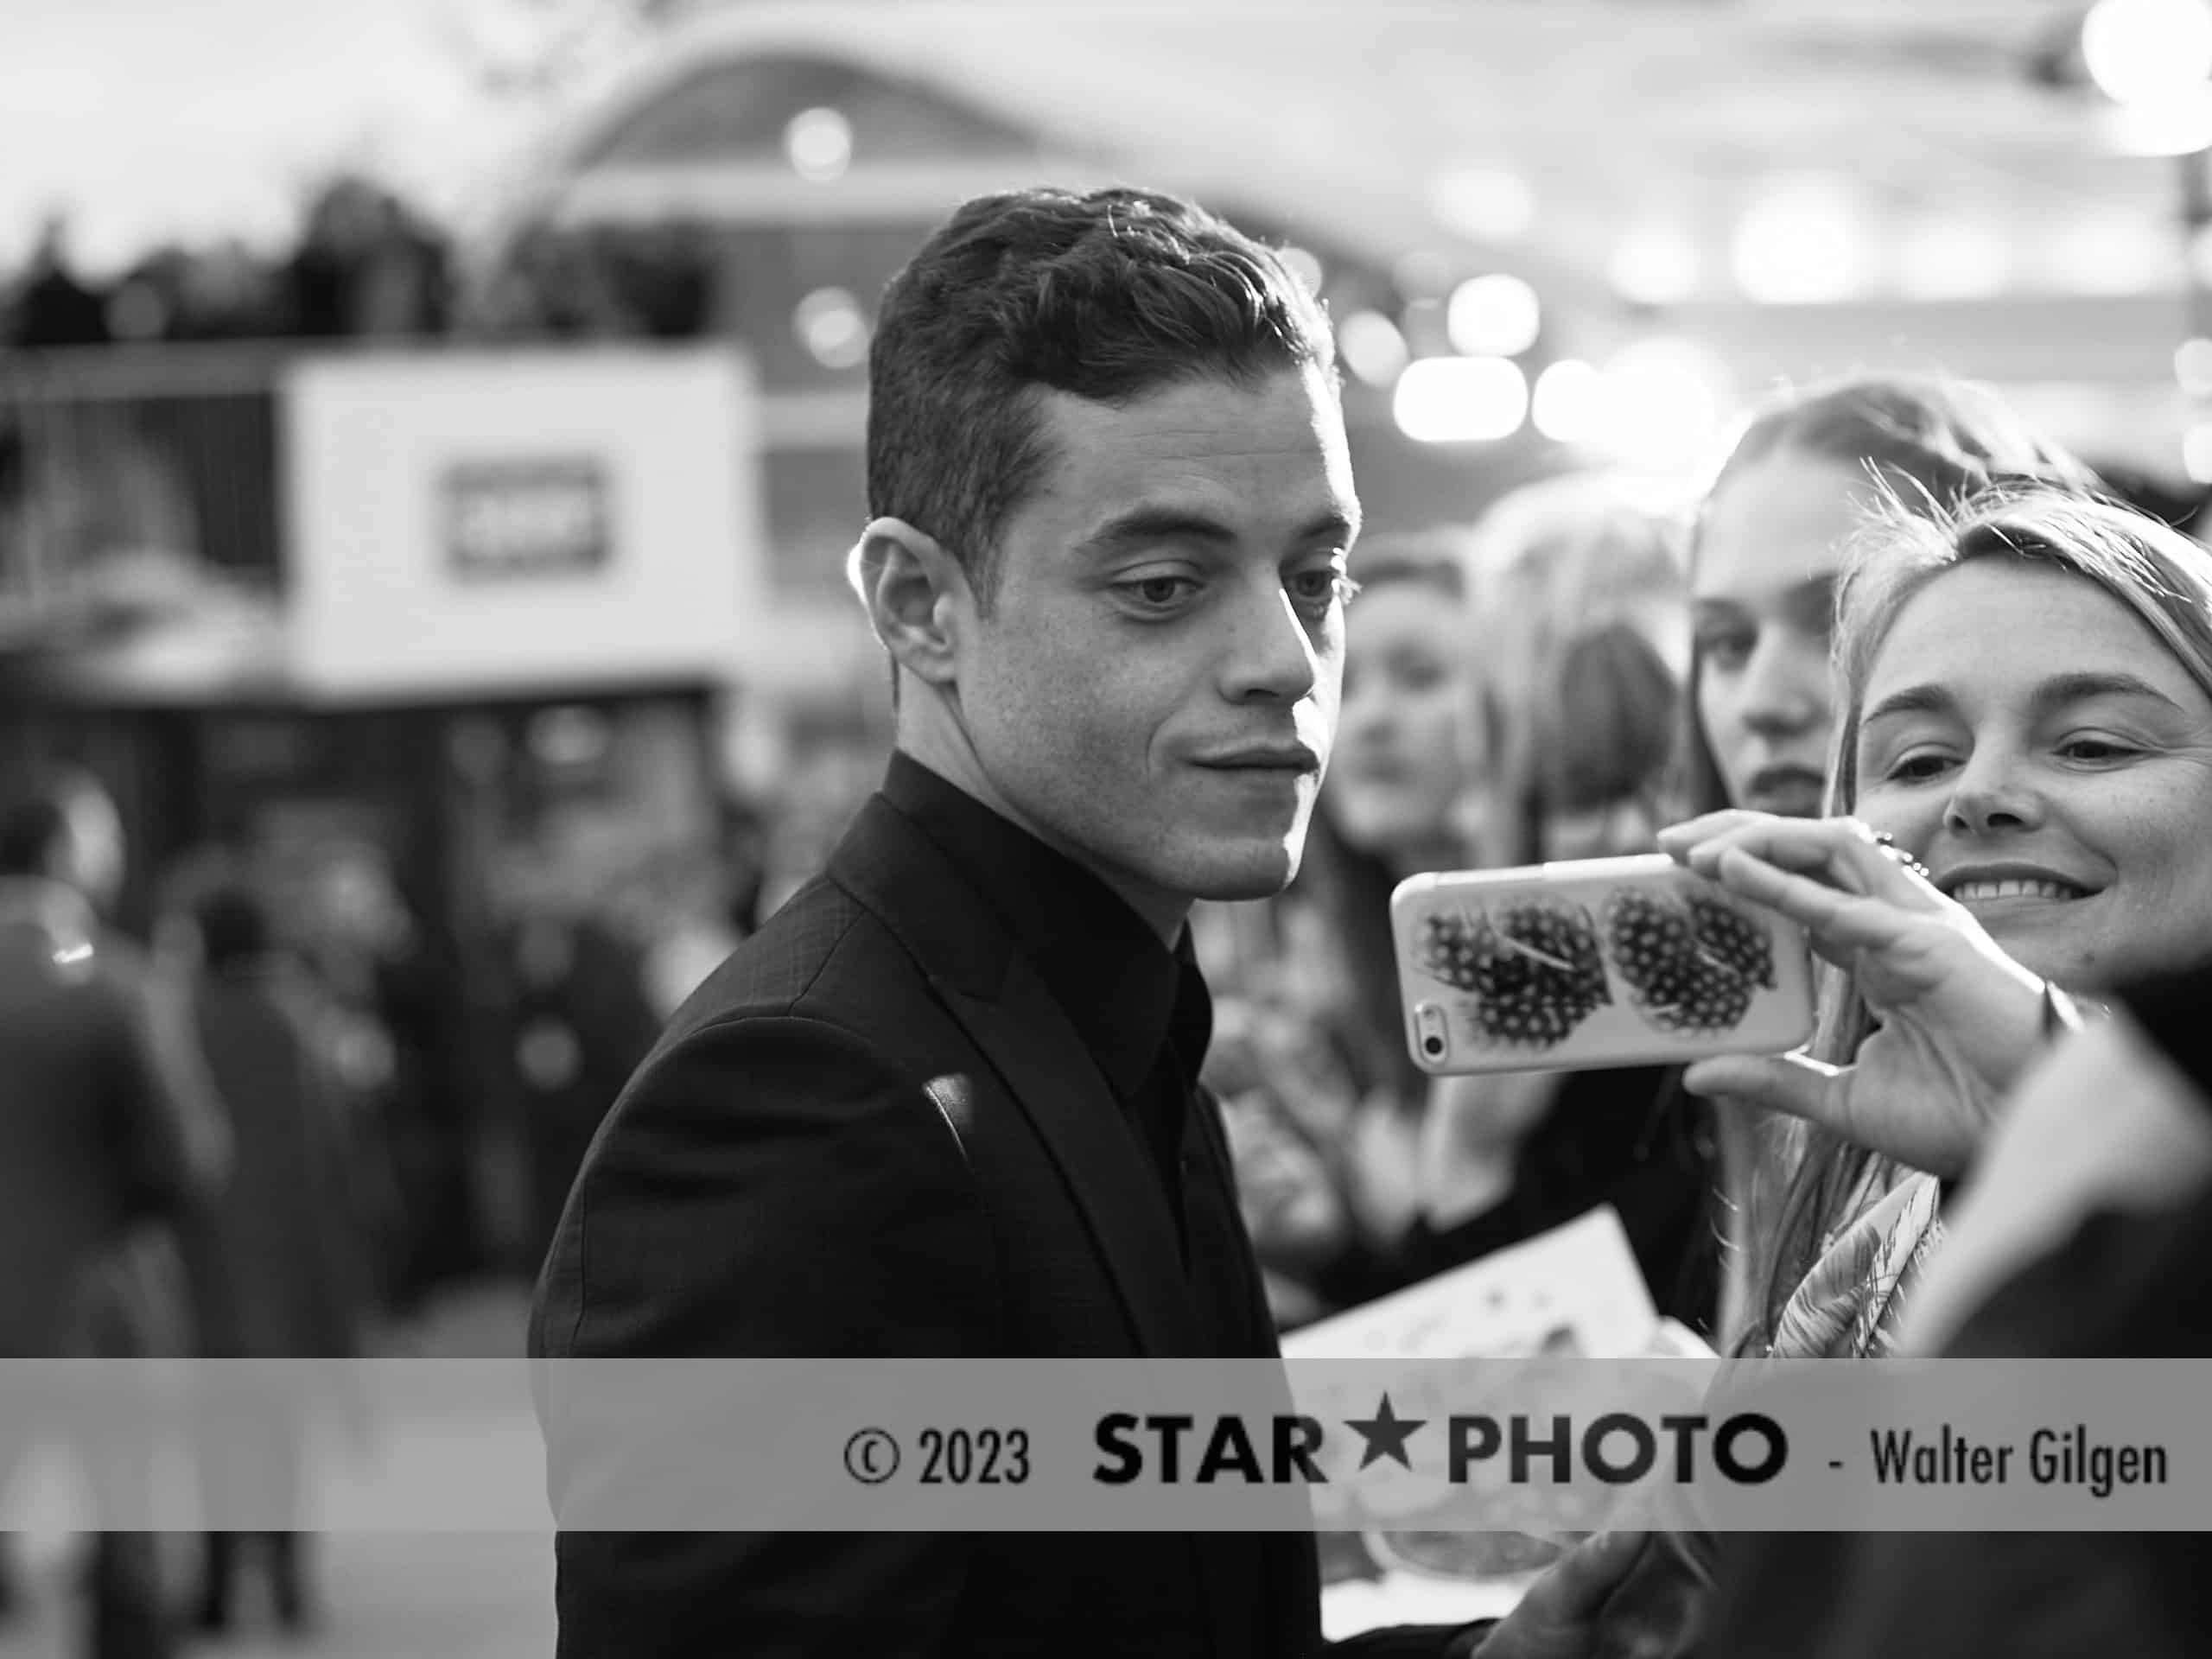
[1656,810,2050,1179]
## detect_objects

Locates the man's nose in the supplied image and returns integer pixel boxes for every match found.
[1221,584,1323,705]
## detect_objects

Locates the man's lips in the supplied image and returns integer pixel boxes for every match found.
[1194,746,1323,774]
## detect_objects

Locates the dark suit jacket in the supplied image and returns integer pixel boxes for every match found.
[0,890,212,1360]
[531,785,1478,1659]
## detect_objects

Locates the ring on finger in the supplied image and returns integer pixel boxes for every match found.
[1870,831,1934,883]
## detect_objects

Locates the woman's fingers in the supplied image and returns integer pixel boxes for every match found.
[1656,810,1766,863]
[1702,847,1919,954]
[1681,816,1942,910]
[1682,1051,1845,1129]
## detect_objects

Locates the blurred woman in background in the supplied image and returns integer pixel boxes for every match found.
[1397,479,1718,1331]
[1470,472,1694,862]
[1213,530,1484,1325]
[1680,372,2098,1338]
[1684,372,2096,820]
[171,866,363,1636]
[1220,486,1724,1333]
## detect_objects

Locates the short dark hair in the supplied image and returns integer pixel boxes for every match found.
[866,186,1337,608]
[194,875,272,973]
[0,792,69,878]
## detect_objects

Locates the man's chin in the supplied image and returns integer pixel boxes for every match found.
[1179,841,1300,904]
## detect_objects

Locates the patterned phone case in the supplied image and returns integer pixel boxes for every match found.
[1391,854,1818,1075]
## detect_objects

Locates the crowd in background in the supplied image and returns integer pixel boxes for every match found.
[0,181,718,353]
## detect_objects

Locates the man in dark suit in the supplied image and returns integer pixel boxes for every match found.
[0,772,226,1657]
[532,185,1638,1658]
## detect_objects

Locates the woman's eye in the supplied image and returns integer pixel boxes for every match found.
[1696,631,1751,671]
[1884,751,1953,783]
[2059,737,2135,763]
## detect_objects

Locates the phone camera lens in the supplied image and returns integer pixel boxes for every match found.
[1422,1036,1444,1057]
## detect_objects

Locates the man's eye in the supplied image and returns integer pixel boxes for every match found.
[1289,570,1357,608]
[1124,575,1198,608]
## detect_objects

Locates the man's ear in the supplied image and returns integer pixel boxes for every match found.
[849,517,970,689]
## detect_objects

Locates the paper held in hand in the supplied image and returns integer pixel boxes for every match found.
[1281,1205,1713,1362]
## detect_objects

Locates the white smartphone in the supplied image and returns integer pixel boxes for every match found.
[1390,854,1817,1075]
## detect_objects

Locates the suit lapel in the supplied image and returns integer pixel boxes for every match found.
[830,795,1203,1357]
[833,791,1298,1657]
[935,971,1204,1357]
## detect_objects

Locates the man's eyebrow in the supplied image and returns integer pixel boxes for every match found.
[1314,506,1360,546]
[1073,507,1237,559]
[1074,505,1359,559]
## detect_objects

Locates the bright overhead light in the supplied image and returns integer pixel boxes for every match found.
[2082,0,2212,109]
[1530,359,1603,444]
[1391,357,1529,444]
[1446,274,1541,357]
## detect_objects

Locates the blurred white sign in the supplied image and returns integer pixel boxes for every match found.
[283,347,761,699]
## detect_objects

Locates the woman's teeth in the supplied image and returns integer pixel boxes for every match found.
[1953,879,2082,903]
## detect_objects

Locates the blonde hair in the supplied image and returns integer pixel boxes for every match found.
[1464,473,1692,863]
[1739,485,2212,1352]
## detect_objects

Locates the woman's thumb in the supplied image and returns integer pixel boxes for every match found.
[1683,1052,1841,1129]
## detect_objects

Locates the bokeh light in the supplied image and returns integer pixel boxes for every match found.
[1530,359,1603,443]
[1446,273,1541,358]
[2082,0,2212,109]
[1391,356,1529,443]
[794,286,868,369]
[784,107,854,182]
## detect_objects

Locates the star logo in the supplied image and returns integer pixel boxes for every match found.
[1343,1393,1426,1471]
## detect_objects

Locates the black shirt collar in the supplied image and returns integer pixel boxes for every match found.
[880,751,1211,1100]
